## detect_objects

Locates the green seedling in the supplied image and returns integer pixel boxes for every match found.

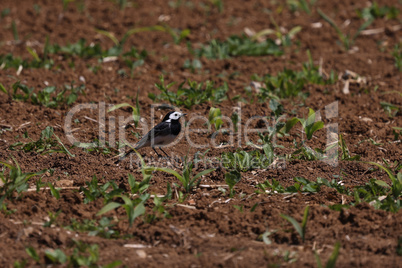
[55,39,104,58]
[221,147,274,172]
[10,126,75,157]
[26,47,40,62]
[225,170,241,197]
[352,178,388,205]
[9,81,34,101]
[252,14,301,47]
[11,20,19,40]
[126,58,145,77]
[169,0,185,8]
[2,81,84,108]
[222,150,251,172]
[183,59,202,73]
[43,240,122,267]
[365,162,402,200]
[230,112,239,132]
[62,0,74,11]
[269,99,284,118]
[66,217,121,239]
[380,102,400,117]
[26,247,40,263]
[281,250,298,264]
[33,4,41,13]
[95,29,138,55]
[45,248,67,264]
[392,127,402,140]
[259,172,400,212]
[175,190,188,203]
[0,157,46,208]
[352,178,401,212]
[339,134,360,161]
[80,175,123,204]
[256,122,286,150]
[280,205,309,243]
[35,176,46,193]
[108,90,141,127]
[31,82,85,108]
[130,23,190,44]
[48,183,60,200]
[0,54,33,70]
[0,83,7,95]
[316,177,350,195]
[79,139,121,155]
[257,55,336,100]
[129,146,209,198]
[117,0,127,9]
[128,173,150,194]
[23,37,51,68]
[336,171,400,212]
[97,23,190,48]
[233,205,243,213]
[0,39,81,69]
[290,141,320,161]
[97,194,148,227]
[43,210,61,227]
[358,138,383,146]
[208,0,223,13]
[208,107,223,131]
[159,23,191,44]
[285,108,324,140]
[145,155,215,193]
[318,9,373,51]
[393,44,402,72]
[0,38,146,71]
[1,8,10,18]
[149,75,228,109]
[257,177,339,195]
[315,241,341,268]
[144,183,173,223]
[287,0,317,14]
[257,178,287,194]
[0,48,52,70]
[260,227,277,245]
[356,2,399,20]
[194,34,283,59]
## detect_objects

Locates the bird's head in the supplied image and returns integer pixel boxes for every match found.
[163,111,186,122]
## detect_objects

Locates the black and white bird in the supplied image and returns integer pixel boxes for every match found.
[115,111,186,163]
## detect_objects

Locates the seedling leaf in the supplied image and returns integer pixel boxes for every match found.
[281,214,303,240]
[301,205,310,238]
[326,241,341,268]
[193,168,215,180]
[375,180,390,188]
[26,247,40,262]
[45,249,67,264]
[96,202,121,216]
[281,206,309,242]
[0,83,8,94]
[133,202,145,219]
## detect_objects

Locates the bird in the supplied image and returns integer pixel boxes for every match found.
[115,111,186,163]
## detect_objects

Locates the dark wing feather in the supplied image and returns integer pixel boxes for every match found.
[135,121,171,148]
[114,121,171,163]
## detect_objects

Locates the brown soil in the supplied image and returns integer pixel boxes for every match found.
[0,0,401,267]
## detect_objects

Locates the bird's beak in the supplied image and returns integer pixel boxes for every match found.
[182,113,187,117]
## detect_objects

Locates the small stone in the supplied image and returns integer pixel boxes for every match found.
[137,250,147,259]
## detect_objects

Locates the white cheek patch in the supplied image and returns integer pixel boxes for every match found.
[169,113,181,120]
